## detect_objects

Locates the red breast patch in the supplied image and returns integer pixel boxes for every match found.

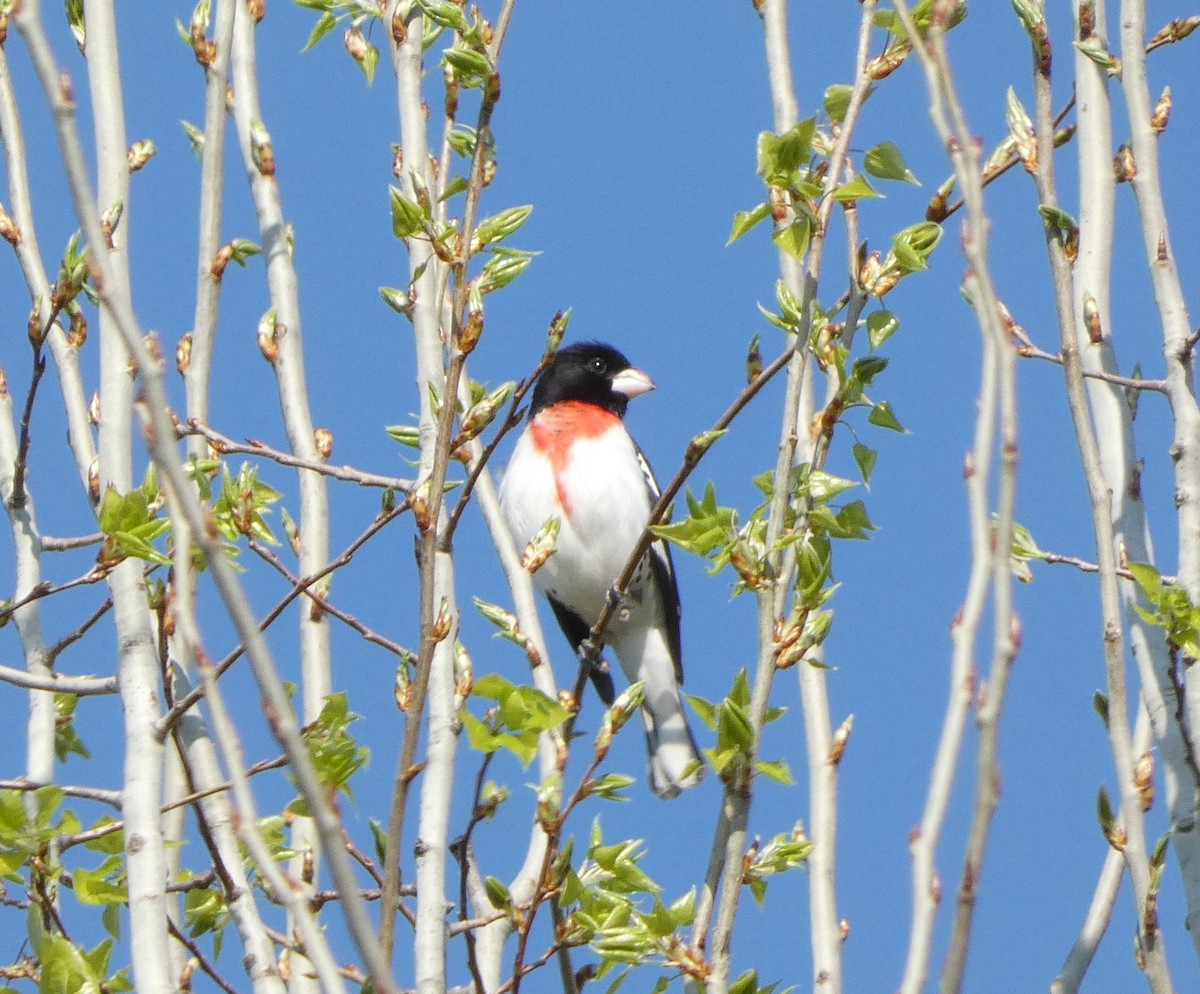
[529,401,621,517]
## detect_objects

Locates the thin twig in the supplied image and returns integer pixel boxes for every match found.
[184,420,414,491]
[247,537,415,659]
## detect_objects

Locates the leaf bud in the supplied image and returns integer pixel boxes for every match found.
[313,427,333,462]
[89,392,102,427]
[249,119,275,177]
[520,515,560,574]
[411,480,432,532]
[391,5,408,43]
[248,0,266,22]
[430,596,453,642]
[175,333,192,372]
[26,302,43,350]
[394,656,412,711]
[545,309,570,354]
[1082,292,1103,343]
[0,202,20,246]
[828,714,854,765]
[256,307,281,363]
[1134,751,1154,812]
[101,198,123,247]
[344,23,368,63]
[452,641,473,709]
[866,40,910,81]
[127,139,156,172]
[1113,143,1136,183]
[535,773,562,833]
[457,306,483,355]
[210,242,234,279]
[745,334,762,383]
[1150,87,1172,134]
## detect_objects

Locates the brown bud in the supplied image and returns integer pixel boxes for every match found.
[391,5,408,44]
[1083,292,1103,343]
[829,714,854,765]
[430,597,453,642]
[89,392,102,427]
[839,919,851,944]
[313,427,333,462]
[1134,751,1154,812]
[344,24,368,62]
[26,303,43,350]
[191,27,216,68]
[1150,87,1172,134]
[249,120,275,177]
[1113,144,1136,183]
[87,457,101,503]
[866,40,911,80]
[248,0,265,23]
[768,185,787,222]
[1078,1,1095,38]
[66,305,87,348]
[175,334,193,376]
[127,139,156,172]
[210,242,234,279]
[0,203,21,246]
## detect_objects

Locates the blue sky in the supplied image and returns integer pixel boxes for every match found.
[2,1,1200,992]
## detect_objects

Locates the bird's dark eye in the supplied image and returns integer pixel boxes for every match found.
[588,357,608,374]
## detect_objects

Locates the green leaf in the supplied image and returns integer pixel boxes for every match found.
[771,217,812,259]
[474,205,532,246]
[831,174,882,202]
[444,46,493,85]
[302,10,337,51]
[866,310,899,351]
[356,41,380,86]
[1128,562,1163,601]
[823,84,854,123]
[757,118,817,186]
[74,864,127,906]
[480,249,537,293]
[728,202,771,244]
[755,758,796,785]
[389,186,426,239]
[888,221,943,274]
[852,443,877,484]
[867,401,906,432]
[418,0,468,29]
[864,141,919,184]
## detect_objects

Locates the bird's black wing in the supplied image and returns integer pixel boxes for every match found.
[548,595,617,705]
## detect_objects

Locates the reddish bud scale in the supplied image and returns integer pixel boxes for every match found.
[211,243,234,279]
[344,25,368,62]
[1078,1,1095,39]
[1114,144,1136,183]
[391,7,408,44]
[1151,88,1172,133]
[314,427,333,462]
[248,0,265,22]
[0,205,20,246]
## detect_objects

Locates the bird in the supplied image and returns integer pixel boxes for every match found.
[499,341,704,799]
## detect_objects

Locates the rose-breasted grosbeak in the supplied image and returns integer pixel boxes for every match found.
[499,342,703,799]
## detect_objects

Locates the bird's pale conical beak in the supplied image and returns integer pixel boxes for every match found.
[611,367,655,400]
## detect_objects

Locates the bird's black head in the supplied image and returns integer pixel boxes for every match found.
[528,341,655,419]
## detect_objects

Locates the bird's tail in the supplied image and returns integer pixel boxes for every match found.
[641,688,704,800]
